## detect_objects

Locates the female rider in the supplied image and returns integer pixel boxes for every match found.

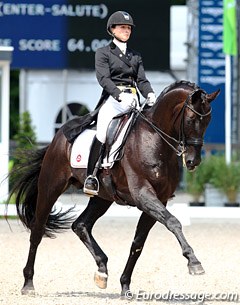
[84,11,156,195]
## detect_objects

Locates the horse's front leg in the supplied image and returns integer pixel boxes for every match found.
[134,187,205,276]
[120,212,156,296]
[72,196,113,289]
[163,208,205,275]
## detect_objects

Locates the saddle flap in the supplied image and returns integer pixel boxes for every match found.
[106,112,131,146]
[103,111,134,167]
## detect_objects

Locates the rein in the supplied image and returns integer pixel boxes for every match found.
[136,90,212,156]
[138,111,185,156]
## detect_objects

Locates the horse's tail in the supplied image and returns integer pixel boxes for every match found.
[8,146,48,229]
[7,146,73,237]
[8,145,75,238]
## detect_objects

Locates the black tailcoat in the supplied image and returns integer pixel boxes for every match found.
[95,42,153,108]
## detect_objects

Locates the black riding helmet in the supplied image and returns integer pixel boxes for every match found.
[107,11,135,36]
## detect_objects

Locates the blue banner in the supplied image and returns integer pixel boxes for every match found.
[198,0,225,143]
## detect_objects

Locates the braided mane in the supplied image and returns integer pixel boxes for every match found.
[159,80,201,99]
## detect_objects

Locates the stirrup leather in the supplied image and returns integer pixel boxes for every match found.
[83,175,100,196]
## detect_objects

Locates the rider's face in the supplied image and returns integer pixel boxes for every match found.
[112,24,132,42]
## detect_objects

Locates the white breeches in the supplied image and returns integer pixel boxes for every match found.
[96,94,139,143]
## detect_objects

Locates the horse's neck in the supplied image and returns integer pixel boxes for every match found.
[149,96,182,135]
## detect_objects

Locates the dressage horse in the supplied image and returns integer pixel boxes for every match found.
[8,81,219,296]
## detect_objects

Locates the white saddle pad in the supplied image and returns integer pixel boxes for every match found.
[70,129,95,168]
[70,114,133,169]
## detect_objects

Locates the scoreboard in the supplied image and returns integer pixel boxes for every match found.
[0,1,170,70]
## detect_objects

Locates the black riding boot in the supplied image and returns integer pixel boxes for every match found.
[83,136,104,196]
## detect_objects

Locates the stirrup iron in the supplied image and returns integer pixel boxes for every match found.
[83,175,100,196]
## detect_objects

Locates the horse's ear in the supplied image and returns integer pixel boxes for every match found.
[206,89,220,103]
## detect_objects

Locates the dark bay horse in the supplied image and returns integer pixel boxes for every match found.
[8,81,219,296]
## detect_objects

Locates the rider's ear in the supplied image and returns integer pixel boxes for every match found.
[206,89,220,103]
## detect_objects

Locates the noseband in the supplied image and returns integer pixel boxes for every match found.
[137,89,212,156]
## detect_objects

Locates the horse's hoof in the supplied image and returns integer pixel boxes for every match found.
[188,264,205,275]
[121,289,133,300]
[121,284,131,297]
[21,286,35,295]
[94,271,108,289]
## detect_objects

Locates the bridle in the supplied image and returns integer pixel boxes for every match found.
[136,89,212,156]
[178,90,212,149]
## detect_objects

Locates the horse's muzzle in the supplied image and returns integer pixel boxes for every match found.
[185,160,199,171]
[184,138,203,170]
[184,149,202,171]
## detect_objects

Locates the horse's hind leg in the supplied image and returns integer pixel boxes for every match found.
[22,214,48,294]
[22,153,72,294]
[120,212,156,296]
[72,196,112,289]
[22,200,54,294]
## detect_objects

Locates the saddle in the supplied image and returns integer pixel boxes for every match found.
[68,107,140,202]
[69,108,136,169]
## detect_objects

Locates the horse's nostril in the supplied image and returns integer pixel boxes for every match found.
[186,160,193,165]
[186,158,201,168]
